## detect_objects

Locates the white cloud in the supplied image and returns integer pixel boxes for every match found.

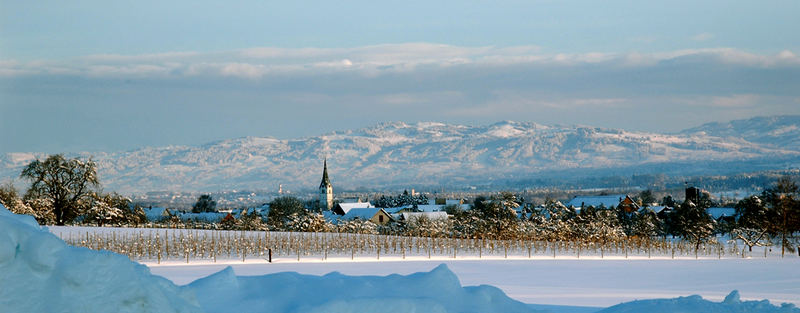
[710,94,760,108]
[1,44,798,81]
[691,32,714,41]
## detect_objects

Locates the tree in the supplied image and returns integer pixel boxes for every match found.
[84,192,131,227]
[286,213,331,232]
[0,183,34,216]
[85,198,123,227]
[267,196,307,230]
[639,189,656,206]
[239,208,266,231]
[732,196,772,253]
[443,203,464,215]
[20,154,99,225]
[661,195,676,208]
[491,191,522,210]
[467,196,519,239]
[192,194,217,213]
[632,209,662,239]
[671,199,715,256]
[761,176,800,257]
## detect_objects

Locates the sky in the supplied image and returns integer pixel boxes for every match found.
[1,0,799,154]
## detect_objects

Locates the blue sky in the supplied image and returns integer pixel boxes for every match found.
[1,0,799,154]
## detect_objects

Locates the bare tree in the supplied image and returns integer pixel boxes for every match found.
[21,154,99,225]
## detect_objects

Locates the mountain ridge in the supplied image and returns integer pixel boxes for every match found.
[2,116,799,193]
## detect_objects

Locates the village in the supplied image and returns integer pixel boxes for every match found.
[118,159,794,258]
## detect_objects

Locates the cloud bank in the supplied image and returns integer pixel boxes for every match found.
[1,44,799,154]
[2,44,798,79]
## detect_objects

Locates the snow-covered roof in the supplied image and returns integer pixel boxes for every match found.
[383,207,407,214]
[647,206,671,213]
[706,207,736,219]
[566,194,628,209]
[322,211,339,223]
[341,208,385,221]
[414,204,445,212]
[335,202,374,215]
[401,212,448,221]
[391,204,455,213]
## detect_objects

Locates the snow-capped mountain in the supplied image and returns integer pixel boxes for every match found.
[2,116,799,193]
[681,115,800,151]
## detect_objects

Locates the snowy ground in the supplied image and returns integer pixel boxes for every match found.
[146,256,800,309]
[4,207,799,313]
[48,225,800,309]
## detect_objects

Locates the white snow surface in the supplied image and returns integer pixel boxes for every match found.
[598,290,799,313]
[186,264,532,313]
[0,204,202,313]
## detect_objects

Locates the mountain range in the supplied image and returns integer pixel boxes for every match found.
[2,116,799,194]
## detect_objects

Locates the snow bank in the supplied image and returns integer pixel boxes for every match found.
[599,290,799,313]
[185,264,536,313]
[0,204,202,313]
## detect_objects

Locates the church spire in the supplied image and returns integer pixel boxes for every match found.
[319,158,331,189]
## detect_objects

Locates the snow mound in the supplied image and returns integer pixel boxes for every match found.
[598,290,799,313]
[0,204,202,313]
[185,263,537,313]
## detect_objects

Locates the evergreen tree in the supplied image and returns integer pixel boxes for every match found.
[192,194,217,213]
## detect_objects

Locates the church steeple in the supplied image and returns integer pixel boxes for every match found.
[319,158,333,210]
[319,158,331,189]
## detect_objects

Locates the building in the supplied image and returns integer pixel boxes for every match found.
[340,207,394,225]
[566,194,637,211]
[332,201,374,215]
[617,196,640,213]
[319,159,334,210]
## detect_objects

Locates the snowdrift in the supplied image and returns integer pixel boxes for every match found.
[0,204,203,313]
[599,290,799,313]
[185,264,534,313]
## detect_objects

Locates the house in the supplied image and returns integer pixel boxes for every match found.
[332,202,375,215]
[706,207,736,223]
[340,207,394,225]
[617,196,640,213]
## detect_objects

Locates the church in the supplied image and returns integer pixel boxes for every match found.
[319,159,334,210]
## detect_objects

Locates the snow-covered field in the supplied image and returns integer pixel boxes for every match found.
[146,257,800,308]
[3,208,799,312]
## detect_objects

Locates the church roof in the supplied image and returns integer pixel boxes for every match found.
[319,158,331,189]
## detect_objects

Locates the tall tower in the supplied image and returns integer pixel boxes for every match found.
[319,158,333,210]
